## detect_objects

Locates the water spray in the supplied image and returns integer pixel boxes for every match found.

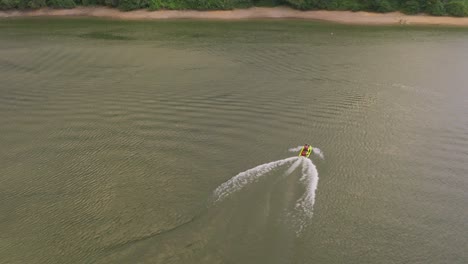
[213,146,323,234]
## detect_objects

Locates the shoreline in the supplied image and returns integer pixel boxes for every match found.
[2,6,468,26]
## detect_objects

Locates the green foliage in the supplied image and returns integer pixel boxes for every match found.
[322,0,340,10]
[337,0,363,11]
[253,0,280,7]
[402,0,420,14]
[426,0,444,16]
[283,0,313,9]
[11,0,47,8]
[445,0,467,17]
[47,0,76,8]
[0,0,20,9]
[147,0,253,10]
[305,0,333,10]
[80,0,96,5]
[2,0,468,17]
[104,0,118,7]
[119,0,148,10]
[78,0,108,6]
[371,0,395,12]
[25,0,46,8]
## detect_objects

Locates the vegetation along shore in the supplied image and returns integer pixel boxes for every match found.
[1,0,468,18]
[2,6,468,26]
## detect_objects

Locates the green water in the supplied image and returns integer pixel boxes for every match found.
[1,19,467,264]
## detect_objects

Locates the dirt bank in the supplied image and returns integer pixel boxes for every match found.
[2,6,468,26]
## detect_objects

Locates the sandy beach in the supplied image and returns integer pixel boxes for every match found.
[1,6,468,26]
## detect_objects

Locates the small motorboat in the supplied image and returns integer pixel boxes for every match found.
[299,144,312,158]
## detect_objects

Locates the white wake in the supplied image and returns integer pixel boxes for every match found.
[212,146,323,235]
[290,157,320,234]
[284,157,303,176]
[288,146,303,152]
[313,148,324,159]
[213,157,298,203]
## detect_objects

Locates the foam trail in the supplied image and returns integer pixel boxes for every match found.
[213,157,298,203]
[297,158,319,216]
[288,146,303,152]
[292,157,319,234]
[284,157,303,176]
[313,148,324,159]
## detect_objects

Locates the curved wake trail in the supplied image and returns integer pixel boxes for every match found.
[288,146,303,152]
[284,157,303,176]
[213,157,298,203]
[291,158,320,234]
[313,148,324,159]
[213,147,323,235]
[100,148,323,262]
[298,158,319,217]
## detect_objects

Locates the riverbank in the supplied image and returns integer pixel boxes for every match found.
[2,6,468,26]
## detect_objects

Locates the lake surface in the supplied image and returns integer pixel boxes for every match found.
[1,18,467,264]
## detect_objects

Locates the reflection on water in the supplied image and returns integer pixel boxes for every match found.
[1,19,468,264]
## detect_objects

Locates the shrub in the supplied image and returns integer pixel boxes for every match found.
[149,0,181,9]
[426,0,444,16]
[27,0,46,8]
[373,0,395,12]
[445,0,467,17]
[402,0,420,14]
[148,0,251,10]
[147,0,160,9]
[323,0,339,9]
[194,0,231,9]
[80,0,96,5]
[252,0,280,7]
[79,0,107,5]
[284,0,313,9]
[47,0,76,8]
[310,0,335,9]
[337,0,363,11]
[118,0,148,10]
[349,2,361,11]
[0,0,20,9]
[104,0,118,7]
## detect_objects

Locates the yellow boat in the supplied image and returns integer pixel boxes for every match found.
[299,144,312,158]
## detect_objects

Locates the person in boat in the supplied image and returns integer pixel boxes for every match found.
[299,144,312,158]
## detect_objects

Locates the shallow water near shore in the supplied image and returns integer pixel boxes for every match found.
[1,19,468,263]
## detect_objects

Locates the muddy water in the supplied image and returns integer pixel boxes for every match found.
[1,19,467,263]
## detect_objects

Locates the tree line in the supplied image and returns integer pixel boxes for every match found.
[1,0,467,17]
